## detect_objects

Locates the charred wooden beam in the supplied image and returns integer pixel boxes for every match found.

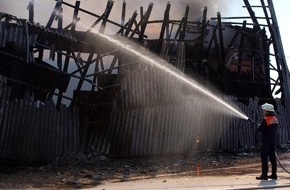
[205,25,218,58]
[108,56,119,75]
[41,0,62,64]
[140,6,144,18]
[174,20,182,40]
[243,0,261,31]
[129,3,153,40]
[91,55,101,91]
[179,4,189,40]
[123,11,137,37]
[54,2,78,104]
[201,6,207,33]
[250,24,259,83]
[217,12,225,63]
[60,0,145,38]
[75,53,94,92]
[27,0,34,23]
[57,7,63,71]
[63,1,80,73]
[63,18,80,31]
[212,16,270,20]
[198,6,208,57]
[46,0,62,28]
[237,20,247,80]
[221,22,268,27]
[87,16,103,33]
[99,1,114,33]
[119,0,126,35]
[87,1,114,33]
[71,1,80,31]
[157,2,171,55]
[159,2,170,40]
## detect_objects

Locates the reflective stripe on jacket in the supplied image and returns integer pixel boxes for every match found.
[264,116,278,126]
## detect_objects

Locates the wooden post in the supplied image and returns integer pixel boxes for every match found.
[217,12,225,63]
[237,20,247,80]
[158,2,170,54]
[46,0,62,28]
[120,0,126,35]
[27,0,34,23]
[129,3,153,40]
[159,2,170,41]
[179,4,189,40]
[99,1,114,34]
[243,0,261,31]
[57,7,63,71]
[124,11,137,37]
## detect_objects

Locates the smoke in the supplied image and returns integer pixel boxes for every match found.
[0,0,234,29]
[118,0,232,21]
[173,0,220,19]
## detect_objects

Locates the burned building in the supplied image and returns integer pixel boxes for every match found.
[0,0,289,162]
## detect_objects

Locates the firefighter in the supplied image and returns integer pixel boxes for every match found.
[256,103,279,180]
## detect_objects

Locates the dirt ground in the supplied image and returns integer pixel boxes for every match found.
[0,150,287,189]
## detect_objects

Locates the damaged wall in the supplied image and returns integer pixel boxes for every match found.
[0,79,79,163]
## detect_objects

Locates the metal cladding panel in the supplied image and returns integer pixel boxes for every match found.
[0,83,79,163]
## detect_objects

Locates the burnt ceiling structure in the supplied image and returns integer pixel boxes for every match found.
[0,0,289,106]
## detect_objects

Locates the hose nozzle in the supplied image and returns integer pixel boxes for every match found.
[247,118,258,125]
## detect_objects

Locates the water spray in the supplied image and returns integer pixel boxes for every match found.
[93,32,249,120]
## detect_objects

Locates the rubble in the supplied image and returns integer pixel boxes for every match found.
[1,150,284,189]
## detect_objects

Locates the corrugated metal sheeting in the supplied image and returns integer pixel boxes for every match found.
[107,59,290,157]
[1,69,289,161]
[0,82,79,163]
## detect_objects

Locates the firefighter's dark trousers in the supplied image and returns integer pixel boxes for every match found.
[260,144,277,176]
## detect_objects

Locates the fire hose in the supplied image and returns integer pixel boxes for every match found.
[275,151,290,174]
[248,118,290,174]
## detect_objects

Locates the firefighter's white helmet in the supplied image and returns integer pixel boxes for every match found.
[261,103,275,112]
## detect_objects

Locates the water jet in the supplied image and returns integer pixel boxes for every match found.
[93,32,249,120]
